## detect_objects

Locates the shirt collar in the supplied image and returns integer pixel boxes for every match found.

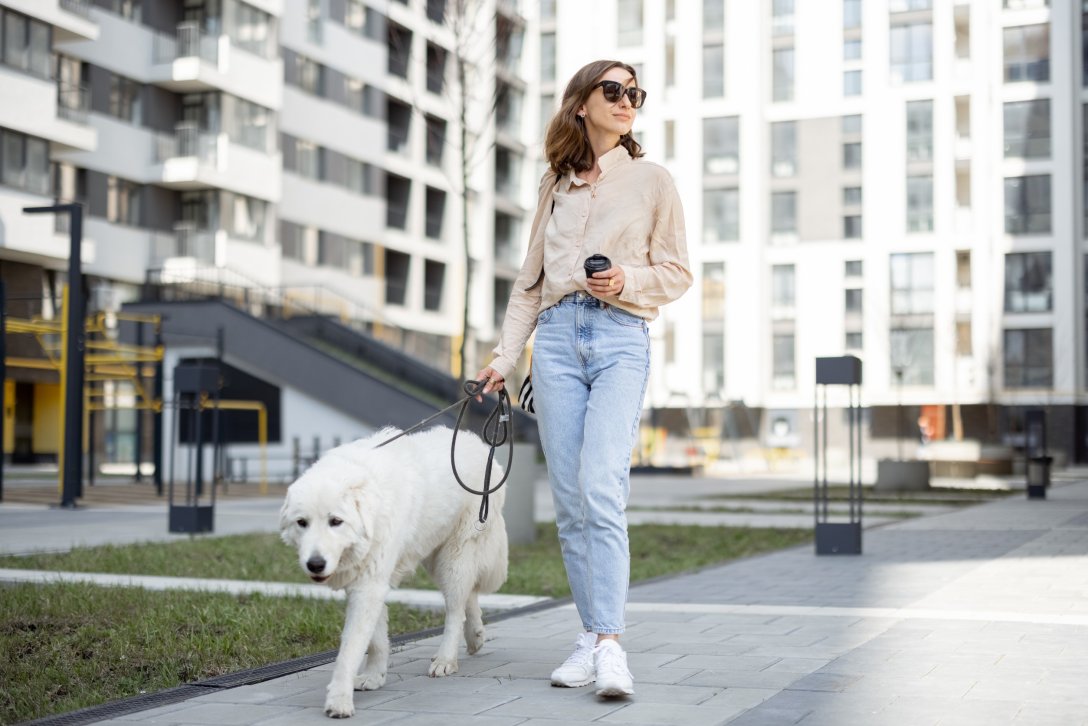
[565,144,633,188]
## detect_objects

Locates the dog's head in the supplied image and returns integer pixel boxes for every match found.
[279,466,373,585]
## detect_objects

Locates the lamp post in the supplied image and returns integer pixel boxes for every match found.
[23,203,84,508]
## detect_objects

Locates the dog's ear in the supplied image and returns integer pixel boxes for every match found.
[351,484,377,545]
[279,492,299,546]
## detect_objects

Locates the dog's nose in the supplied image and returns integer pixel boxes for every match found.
[306,557,326,574]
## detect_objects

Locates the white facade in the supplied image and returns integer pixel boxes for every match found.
[546,0,1087,459]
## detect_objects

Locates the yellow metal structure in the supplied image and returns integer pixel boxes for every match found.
[4,308,165,493]
[202,398,269,494]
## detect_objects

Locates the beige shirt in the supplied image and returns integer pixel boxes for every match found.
[489,145,692,382]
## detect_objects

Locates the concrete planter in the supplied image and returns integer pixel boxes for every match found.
[875,459,931,492]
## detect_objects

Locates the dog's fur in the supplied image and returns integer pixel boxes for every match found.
[279,426,509,718]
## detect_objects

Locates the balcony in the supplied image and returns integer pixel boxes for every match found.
[149,21,282,110]
[0,65,95,151]
[152,122,280,202]
[151,224,217,266]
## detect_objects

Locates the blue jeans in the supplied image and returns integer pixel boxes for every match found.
[532,292,650,634]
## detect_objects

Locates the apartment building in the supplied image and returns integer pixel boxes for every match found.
[0,0,535,464]
[545,0,1087,463]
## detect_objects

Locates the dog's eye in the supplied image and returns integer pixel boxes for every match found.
[296,519,308,528]
[329,517,343,527]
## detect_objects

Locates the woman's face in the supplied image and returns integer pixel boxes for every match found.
[579,66,638,138]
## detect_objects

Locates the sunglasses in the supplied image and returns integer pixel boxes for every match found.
[593,80,647,109]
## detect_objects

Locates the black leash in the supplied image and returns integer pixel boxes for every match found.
[376,380,513,524]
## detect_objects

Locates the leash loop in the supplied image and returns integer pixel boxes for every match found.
[378,380,514,524]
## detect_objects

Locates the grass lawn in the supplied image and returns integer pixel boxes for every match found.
[0,583,442,725]
[0,523,810,723]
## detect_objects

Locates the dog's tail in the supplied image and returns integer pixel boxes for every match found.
[474,512,509,594]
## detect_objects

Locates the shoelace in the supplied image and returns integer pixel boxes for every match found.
[594,644,630,677]
[562,637,595,669]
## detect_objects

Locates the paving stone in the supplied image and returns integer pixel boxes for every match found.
[598,702,742,725]
[482,692,630,721]
[374,689,520,715]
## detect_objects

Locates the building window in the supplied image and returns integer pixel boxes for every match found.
[702,261,726,393]
[386,173,410,230]
[890,22,933,83]
[665,119,675,160]
[388,22,412,79]
[229,96,273,152]
[845,288,863,313]
[1004,251,1052,313]
[890,0,932,10]
[956,250,971,288]
[773,332,796,388]
[1004,175,1051,235]
[1004,0,1049,7]
[771,191,797,236]
[1004,328,1052,388]
[844,38,862,60]
[0,9,52,79]
[956,320,972,357]
[772,0,794,36]
[0,128,50,195]
[108,74,142,125]
[385,250,410,305]
[890,252,934,315]
[703,117,739,174]
[1003,24,1049,82]
[890,327,934,385]
[293,53,324,95]
[703,188,739,242]
[906,176,933,233]
[845,260,863,277]
[771,121,796,177]
[843,69,862,96]
[842,114,862,136]
[773,47,795,102]
[846,331,863,350]
[225,193,267,242]
[425,115,446,167]
[426,42,447,95]
[844,215,862,239]
[843,142,862,170]
[704,0,725,32]
[843,0,861,29]
[424,259,445,311]
[844,187,863,206]
[703,43,724,98]
[906,99,933,162]
[319,231,349,268]
[106,176,141,227]
[425,187,446,239]
[230,0,275,58]
[1003,99,1050,158]
[617,0,643,45]
[771,264,795,307]
[540,32,556,83]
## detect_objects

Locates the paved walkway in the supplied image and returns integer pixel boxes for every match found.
[38,479,1081,725]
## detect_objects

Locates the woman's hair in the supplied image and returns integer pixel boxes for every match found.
[543,60,644,176]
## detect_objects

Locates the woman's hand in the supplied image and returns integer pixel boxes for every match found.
[473,366,505,402]
[588,267,624,298]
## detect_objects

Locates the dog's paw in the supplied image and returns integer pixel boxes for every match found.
[354,670,386,691]
[465,626,485,655]
[428,656,459,677]
[324,689,355,718]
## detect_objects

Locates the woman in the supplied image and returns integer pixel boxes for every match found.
[476,60,692,697]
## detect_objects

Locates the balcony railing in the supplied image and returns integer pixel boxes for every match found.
[151,224,216,265]
[59,0,93,19]
[154,122,218,164]
[56,83,90,125]
[153,21,219,65]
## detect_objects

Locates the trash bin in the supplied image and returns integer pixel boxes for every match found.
[1027,455,1052,500]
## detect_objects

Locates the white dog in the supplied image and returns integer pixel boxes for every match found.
[279,426,509,718]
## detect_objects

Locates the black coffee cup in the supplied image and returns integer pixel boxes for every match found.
[583,254,612,280]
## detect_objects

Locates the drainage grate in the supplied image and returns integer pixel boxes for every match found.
[29,599,570,724]
[22,685,207,726]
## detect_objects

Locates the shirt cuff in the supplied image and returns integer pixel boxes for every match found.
[616,264,641,305]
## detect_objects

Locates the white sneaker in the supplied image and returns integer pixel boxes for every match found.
[593,639,634,697]
[550,632,597,687]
